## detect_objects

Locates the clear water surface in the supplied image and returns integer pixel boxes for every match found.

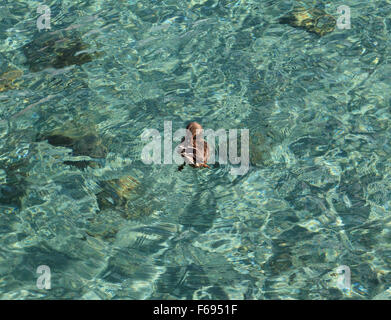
[0,0,391,299]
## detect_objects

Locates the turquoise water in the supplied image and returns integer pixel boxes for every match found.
[1,0,391,299]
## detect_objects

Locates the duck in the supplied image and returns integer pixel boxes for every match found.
[177,122,210,171]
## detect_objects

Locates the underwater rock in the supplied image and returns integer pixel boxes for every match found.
[279,7,336,36]
[97,176,140,210]
[0,175,25,208]
[0,161,29,209]
[0,69,23,92]
[38,127,108,169]
[96,176,155,219]
[249,130,274,167]
[22,32,102,72]
[84,176,153,242]
[250,132,267,166]
[38,125,152,220]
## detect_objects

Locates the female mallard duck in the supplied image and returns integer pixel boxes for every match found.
[177,122,210,171]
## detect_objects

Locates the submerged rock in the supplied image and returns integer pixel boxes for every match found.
[0,69,23,92]
[0,160,29,210]
[22,32,102,72]
[96,176,154,219]
[279,7,336,36]
[38,125,151,219]
[97,176,140,209]
[250,131,269,166]
[38,126,108,169]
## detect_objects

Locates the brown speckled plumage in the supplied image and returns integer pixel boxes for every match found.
[178,122,210,171]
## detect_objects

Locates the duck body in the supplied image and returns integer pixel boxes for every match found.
[177,122,210,171]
